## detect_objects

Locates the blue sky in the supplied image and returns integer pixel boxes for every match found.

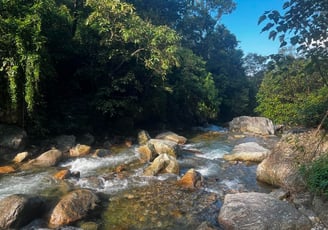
[221,0,285,56]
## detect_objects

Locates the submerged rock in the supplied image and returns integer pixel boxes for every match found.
[49,189,99,227]
[218,192,312,230]
[229,116,275,135]
[223,142,270,162]
[0,194,45,229]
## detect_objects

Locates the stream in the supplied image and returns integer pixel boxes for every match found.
[0,127,278,229]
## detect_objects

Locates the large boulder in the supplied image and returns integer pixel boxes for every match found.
[0,124,27,153]
[23,148,63,169]
[138,139,180,162]
[0,194,45,229]
[218,192,312,230]
[223,142,271,162]
[155,131,187,144]
[143,153,179,176]
[147,139,180,157]
[49,189,98,227]
[229,116,275,135]
[256,130,328,192]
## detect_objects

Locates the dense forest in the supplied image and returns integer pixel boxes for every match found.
[0,0,327,136]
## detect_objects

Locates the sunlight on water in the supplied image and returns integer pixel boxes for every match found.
[60,150,139,177]
[195,163,220,176]
[0,171,53,200]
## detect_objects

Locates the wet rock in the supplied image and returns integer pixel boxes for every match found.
[143,153,179,176]
[138,130,151,145]
[78,133,95,146]
[23,148,62,168]
[218,192,312,230]
[137,144,158,162]
[148,139,180,157]
[0,194,45,229]
[49,189,99,227]
[155,131,187,144]
[229,116,275,135]
[223,142,270,162]
[12,151,29,163]
[0,165,15,174]
[54,169,73,180]
[69,144,91,157]
[177,168,203,189]
[54,135,76,152]
[0,124,27,150]
[92,148,111,157]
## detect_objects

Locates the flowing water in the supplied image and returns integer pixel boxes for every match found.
[0,127,277,229]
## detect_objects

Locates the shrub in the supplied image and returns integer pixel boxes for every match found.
[300,154,328,197]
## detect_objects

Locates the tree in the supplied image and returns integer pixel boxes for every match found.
[0,0,46,125]
[256,55,327,126]
[259,0,328,86]
[259,0,328,57]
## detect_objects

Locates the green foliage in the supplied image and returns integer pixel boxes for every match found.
[259,0,328,58]
[256,55,327,127]
[167,48,220,124]
[300,154,328,197]
[0,0,45,121]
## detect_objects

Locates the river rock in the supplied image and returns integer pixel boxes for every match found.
[312,196,328,227]
[23,148,62,168]
[93,148,111,157]
[49,189,99,227]
[148,139,180,157]
[138,130,151,145]
[229,116,275,135]
[256,130,327,192]
[0,165,15,174]
[177,168,203,189]
[0,194,45,229]
[155,131,187,144]
[143,153,179,176]
[137,144,158,162]
[223,142,270,162]
[218,192,312,230]
[54,135,76,152]
[69,144,91,157]
[13,151,29,163]
[0,124,27,153]
[54,169,72,180]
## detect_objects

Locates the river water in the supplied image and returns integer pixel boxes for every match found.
[0,126,278,229]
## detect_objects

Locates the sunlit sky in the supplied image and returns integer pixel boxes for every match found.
[221,0,286,56]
